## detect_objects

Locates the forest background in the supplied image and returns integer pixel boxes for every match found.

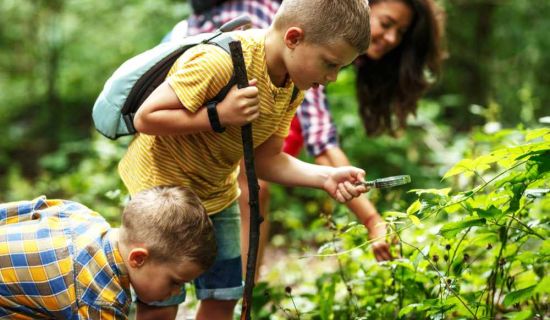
[0,1,548,319]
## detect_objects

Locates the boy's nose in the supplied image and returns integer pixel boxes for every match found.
[326,70,339,83]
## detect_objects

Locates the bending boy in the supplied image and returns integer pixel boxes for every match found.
[0,186,216,319]
[118,0,371,318]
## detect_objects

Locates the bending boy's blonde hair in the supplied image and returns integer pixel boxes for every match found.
[120,186,216,269]
[274,0,371,53]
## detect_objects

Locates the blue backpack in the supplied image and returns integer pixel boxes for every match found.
[92,16,251,140]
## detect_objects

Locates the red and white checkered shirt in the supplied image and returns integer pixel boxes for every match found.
[178,0,339,157]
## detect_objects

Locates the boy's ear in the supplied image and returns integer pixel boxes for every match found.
[128,248,149,268]
[284,27,305,49]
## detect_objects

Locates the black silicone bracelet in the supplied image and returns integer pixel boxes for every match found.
[206,101,226,133]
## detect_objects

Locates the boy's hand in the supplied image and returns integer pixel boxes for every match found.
[217,79,260,127]
[323,167,367,203]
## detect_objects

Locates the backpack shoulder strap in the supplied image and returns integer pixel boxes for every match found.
[290,85,300,104]
[206,33,238,103]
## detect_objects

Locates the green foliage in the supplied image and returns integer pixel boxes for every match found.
[258,127,549,319]
[0,1,548,319]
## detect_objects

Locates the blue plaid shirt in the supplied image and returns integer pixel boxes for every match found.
[0,197,130,319]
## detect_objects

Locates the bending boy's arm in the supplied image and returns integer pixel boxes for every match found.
[133,81,211,135]
[134,43,260,136]
[133,80,260,136]
[255,136,367,203]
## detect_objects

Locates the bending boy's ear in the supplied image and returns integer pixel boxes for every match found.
[284,27,305,49]
[128,248,149,268]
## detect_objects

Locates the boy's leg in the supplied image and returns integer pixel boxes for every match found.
[194,203,244,319]
[196,299,238,320]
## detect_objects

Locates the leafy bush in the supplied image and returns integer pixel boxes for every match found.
[254,127,549,320]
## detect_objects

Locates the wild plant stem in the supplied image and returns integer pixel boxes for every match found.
[397,236,478,319]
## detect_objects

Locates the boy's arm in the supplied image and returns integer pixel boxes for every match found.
[134,80,260,136]
[255,136,367,203]
[133,44,260,136]
[133,81,210,135]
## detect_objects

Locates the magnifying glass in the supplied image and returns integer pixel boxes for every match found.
[358,175,411,189]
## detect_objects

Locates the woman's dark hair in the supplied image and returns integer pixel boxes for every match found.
[356,0,445,136]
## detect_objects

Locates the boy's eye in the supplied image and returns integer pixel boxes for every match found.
[325,61,338,69]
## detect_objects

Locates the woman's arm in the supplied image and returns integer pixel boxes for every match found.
[315,147,392,261]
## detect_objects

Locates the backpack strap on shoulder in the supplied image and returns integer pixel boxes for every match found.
[290,85,300,103]
[205,33,239,103]
[201,16,251,103]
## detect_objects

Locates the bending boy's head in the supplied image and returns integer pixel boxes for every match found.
[273,0,371,53]
[120,186,216,269]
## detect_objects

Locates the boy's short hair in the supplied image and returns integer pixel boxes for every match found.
[120,186,216,270]
[274,0,371,53]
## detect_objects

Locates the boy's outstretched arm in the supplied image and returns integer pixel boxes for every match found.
[133,80,260,135]
[255,136,367,203]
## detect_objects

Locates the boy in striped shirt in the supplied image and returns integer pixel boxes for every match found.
[118,0,372,318]
[0,186,215,319]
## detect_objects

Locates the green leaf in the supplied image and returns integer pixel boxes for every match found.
[398,303,429,317]
[414,245,430,269]
[439,218,486,239]
[476,205,503,218]
[407,199,422,215]
[409,214,422,227]
[408,188,452,196]
[535,276,550,294]
[525,128,550,142]
[503,285,536,307]
[319,279,335,320]
[443,159,474,179]
[385,211,408,218]
[504,310,533,320]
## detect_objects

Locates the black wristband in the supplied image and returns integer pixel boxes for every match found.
[206,101,226,133]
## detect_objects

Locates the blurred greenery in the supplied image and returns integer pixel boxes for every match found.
[0,0,548,319]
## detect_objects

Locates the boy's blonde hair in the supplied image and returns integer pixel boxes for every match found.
[273,0,371,53]
[120,186,216,270]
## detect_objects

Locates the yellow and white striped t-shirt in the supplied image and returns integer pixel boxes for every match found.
[119,29,304,214]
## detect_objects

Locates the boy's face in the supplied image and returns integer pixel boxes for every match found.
[129,257,204,304]
[283,29,359,90]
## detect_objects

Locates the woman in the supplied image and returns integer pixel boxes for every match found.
[181,0,445,273]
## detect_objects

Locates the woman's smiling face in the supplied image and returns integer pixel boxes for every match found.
[367,0,414,60]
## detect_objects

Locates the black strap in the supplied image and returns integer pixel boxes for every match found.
[290,85,300,103]
[206,101,226,133]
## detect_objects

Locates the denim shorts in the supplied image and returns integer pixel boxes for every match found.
[143,202,243,306]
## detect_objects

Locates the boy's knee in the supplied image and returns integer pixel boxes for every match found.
[258,180,271,202]
[197,299,238,319]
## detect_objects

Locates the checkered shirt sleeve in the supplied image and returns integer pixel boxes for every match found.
[187,0,281,34]
[297,85,339,156]
[0,197,130,319]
